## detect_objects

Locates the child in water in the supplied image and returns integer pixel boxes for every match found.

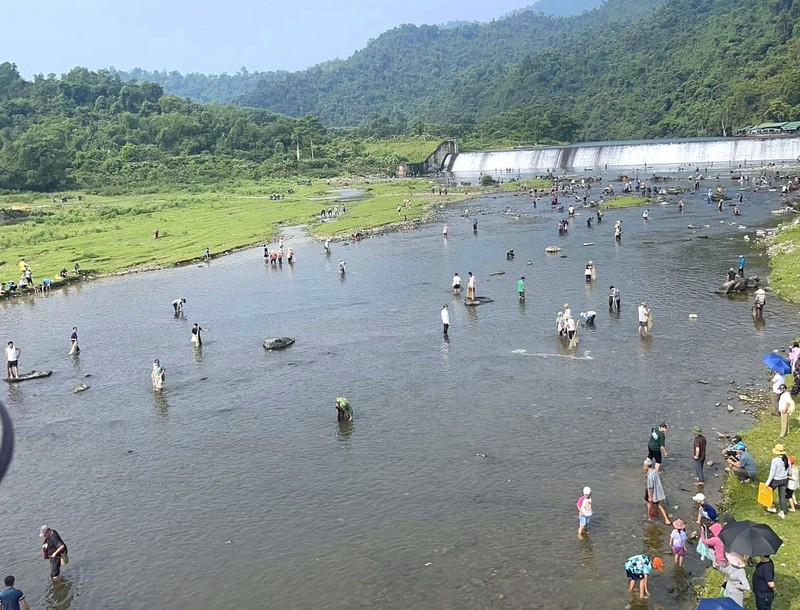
[577,486,593,538]
[670,519,687,567]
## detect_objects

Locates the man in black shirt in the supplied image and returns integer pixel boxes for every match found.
[39,525,68,582]
[753,555,775,610]
[692,426,707,484]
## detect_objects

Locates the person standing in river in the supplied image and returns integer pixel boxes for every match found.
[441,305,449,336]
[39,525,68,582]
[644,458,671,525]
[69,327,80,355]
[738,254,746,277]
[466,272,475,300]
[151,359,165,391]
[191,323,208,347]
[172,298,186,314]
[517,276,525,302]
[637,302,651,337]
[609,285,620,310]
[5,341,20,379]
[692,426,706,484]
[647,423,669,471]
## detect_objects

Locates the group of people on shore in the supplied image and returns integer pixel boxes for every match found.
[600,417,795,608]
[1,261,81,299]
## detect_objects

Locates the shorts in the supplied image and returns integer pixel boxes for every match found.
[453,284,461,290]
[647,449,662,464]
[519,291,525,296]
[7,360,17,368]
[786,487,796,500]
[639,321,647,328]
[579,515,591,527]
[672,545,686,557]
[626,569,644,581]
[50,556,61,577]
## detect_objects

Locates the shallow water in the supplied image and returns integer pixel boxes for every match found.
[0,176,797,609]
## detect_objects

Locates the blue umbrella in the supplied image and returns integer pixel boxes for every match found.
[695,598,744,610]
[762,353,792,375]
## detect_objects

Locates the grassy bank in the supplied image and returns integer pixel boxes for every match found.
[0,177,479,287]
[599,195,651,209]
[767,215,800,303]
[699,393,800,608]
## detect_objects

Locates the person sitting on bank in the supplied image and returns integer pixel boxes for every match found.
[335,397,352,422]
[59,267,68,279]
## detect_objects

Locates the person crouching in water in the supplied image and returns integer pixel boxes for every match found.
[335,397,352,422]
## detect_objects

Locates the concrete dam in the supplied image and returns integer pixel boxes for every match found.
[401,137,800,175]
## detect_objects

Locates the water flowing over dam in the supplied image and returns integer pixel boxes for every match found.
[449,136,800,173]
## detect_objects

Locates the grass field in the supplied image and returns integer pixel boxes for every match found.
[361,137,442,162]
[698,391,800,609]
[0,177,486,287]
[600,195,651,209]
[768,217,800,302]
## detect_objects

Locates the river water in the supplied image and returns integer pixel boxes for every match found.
[1,175,797,609]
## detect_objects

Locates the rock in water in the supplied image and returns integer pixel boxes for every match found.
[263,337,295,350]
[73,383,90,393]
[465,296,494,306]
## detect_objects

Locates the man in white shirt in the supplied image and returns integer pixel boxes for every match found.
[638,302,650,337]
[773,372,786,415]
[441,305,450,336]
[5,341,20,379]
[778,384,793,438]
[172,298,186,314]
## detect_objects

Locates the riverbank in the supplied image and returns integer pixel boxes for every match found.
[698,388,800,608]
[0,177,496,293]
[767,212,800,302]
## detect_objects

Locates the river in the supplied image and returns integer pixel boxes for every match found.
[1,174,797,609]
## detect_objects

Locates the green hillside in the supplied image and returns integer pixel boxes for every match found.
[111,0,800,141]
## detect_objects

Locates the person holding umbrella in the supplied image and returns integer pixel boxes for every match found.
[765,444,791,519]
[753,555,776,610]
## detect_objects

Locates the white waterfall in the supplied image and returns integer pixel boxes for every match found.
[449,137,800,172]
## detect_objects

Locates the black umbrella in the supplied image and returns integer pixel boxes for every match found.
[718,520,783,557]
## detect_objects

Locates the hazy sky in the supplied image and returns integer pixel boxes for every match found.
[3,0,546,77]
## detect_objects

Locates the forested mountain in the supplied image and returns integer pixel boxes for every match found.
[486,0,800,140]
[112,0,664,124]
[521,0,603,17]
[111,0,800,142]
[0,64,349,192]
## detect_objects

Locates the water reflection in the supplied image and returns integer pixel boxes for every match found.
[336,421,353,442]
[577,536,596,575]
[153,391,170,418]
[45,578,74,610]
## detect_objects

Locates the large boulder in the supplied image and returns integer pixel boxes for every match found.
[717,276,760,294]
[263,337,295,350]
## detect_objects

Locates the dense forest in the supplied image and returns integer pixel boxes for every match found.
[112,0,800,140]
[4,0,800,194]
[0,63,576,192]
[0,64,354,193]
